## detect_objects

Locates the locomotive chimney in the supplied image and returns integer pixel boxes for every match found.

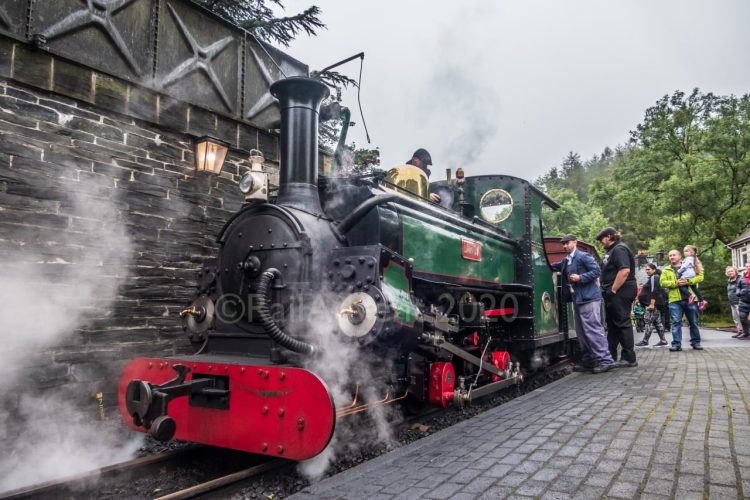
[270,77,330,212]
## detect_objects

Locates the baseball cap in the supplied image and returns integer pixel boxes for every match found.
[595,227,617,241]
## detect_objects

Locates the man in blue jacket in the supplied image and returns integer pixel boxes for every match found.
[552,234,615,373]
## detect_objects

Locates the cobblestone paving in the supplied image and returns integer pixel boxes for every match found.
[290,329,750,499]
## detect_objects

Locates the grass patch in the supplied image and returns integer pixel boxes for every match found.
[699,312,734,328]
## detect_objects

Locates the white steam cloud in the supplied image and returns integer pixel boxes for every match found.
[0,177,141,492]
[0,394,142,492]
[294,217,400,480]
[298,302,399,480]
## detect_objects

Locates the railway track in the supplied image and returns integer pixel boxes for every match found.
[0,445,279,500]
[154,459,286,500]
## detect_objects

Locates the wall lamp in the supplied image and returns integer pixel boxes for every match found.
[194,136,229,174]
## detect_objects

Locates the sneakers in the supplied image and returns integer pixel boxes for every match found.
[592,363,613,374]
[692,345,704,350]
[698,300,708,311]
[655,340,668,347]
[572,364,592,372]
[669,346,682,352]
[635,340,648,347]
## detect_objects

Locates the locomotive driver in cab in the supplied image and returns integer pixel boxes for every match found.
[596,227,638,369]
[406,148,440,202]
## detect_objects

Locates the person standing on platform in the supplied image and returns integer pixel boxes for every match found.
[726,266,743,337]
[596,227,638,368]
[660,249,704,350]
[635,263,668,347]
[736,267,750,339]
[551,234,615,374]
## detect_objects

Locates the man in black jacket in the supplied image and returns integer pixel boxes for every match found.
[635,263,668,347]
[597,227,638,368]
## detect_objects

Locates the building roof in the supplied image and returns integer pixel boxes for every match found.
[729,226,750,248]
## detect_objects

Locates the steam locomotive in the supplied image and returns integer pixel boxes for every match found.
[118,77,572,461]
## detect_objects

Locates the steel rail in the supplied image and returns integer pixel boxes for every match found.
[155,459,286,500]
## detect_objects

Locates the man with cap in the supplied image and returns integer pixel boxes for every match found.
[406,149,440,202]
[552,234,615,373]
[596,227,638,367]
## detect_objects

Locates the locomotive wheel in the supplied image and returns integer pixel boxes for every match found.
[150,415,177,442]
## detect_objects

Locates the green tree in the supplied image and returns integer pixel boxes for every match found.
[535,147,619,245]
[192,0,323,47]
[536,147,618,204]
[590,89,750,251]
[541,187,609,244]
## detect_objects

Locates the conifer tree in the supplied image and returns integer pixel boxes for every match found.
[192,0,323,47]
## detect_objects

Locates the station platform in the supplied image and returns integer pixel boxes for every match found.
[291,328,750,499]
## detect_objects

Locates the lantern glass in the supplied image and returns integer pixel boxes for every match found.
[194,137,229,174]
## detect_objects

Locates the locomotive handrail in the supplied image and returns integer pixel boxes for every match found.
[332,193,519,246]
[418,278,533,293]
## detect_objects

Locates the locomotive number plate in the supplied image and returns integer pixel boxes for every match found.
[461,239,483,261]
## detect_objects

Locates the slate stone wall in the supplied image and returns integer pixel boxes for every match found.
[0,73,272,408]
[0,0,308,411]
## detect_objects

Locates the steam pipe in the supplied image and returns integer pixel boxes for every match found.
[257,269,315,355]
[270,77,330,212]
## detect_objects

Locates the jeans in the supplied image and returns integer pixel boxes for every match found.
[669,300,701,348]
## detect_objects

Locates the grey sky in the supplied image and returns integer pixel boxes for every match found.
[281,0,749,181]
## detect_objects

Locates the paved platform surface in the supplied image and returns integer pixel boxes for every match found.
[291,328,750,499]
